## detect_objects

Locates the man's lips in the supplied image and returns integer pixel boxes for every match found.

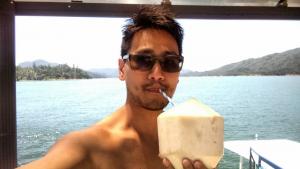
[145,88,161,93]
[143,83,167,93]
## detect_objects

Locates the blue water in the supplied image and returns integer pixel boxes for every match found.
[17,76,300,168]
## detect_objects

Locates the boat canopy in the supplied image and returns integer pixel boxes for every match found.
[12,0,300,7]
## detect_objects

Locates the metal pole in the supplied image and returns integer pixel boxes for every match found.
[0,0,17,168]
[239,156,243,169]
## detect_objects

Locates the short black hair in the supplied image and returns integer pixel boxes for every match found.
[121,5,184,57]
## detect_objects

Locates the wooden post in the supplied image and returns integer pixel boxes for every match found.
[0,0,17,168]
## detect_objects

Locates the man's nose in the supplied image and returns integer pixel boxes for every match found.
[148,62,165,81]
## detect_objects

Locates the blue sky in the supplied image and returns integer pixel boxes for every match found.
[16,16,300,71]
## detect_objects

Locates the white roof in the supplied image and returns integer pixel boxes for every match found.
[224,139,300,169]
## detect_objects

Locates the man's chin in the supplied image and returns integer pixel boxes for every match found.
[127,88,169,111]
[142,100,168,111]
[144,106,164,111]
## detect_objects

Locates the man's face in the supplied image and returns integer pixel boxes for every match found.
[119,28,181,111]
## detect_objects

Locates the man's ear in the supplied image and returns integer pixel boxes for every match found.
[118,59,126,81]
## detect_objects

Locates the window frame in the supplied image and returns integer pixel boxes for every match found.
[1,1,300,168]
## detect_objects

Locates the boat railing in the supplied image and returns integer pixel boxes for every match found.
[249,147,282,169]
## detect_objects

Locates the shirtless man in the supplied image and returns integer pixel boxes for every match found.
[17,5,207,169]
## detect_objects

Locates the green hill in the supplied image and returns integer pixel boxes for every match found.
[16,62,91,81]
[185,48,300,76]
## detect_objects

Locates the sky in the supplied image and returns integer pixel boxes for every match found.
[15,16,300,72]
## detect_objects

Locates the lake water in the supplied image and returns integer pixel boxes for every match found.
[17,76,300,168]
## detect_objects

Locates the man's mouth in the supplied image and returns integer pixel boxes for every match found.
[143,83,167,94]
[145,88,161,93]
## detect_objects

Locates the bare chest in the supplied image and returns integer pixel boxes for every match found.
[89,140,165,169]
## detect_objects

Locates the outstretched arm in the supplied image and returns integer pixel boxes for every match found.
[17,131,89,169]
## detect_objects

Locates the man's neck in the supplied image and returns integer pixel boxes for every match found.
[124,102,162,143]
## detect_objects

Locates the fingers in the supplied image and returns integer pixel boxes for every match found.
[162,158,175,169]
[182,158,207,169]
[192,160,207,169]
[182,158,194,169]
[162,158,208,169]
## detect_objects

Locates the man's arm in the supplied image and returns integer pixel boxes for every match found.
[17,131,90,169]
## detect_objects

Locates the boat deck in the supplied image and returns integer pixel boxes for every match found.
[224,139,300,169]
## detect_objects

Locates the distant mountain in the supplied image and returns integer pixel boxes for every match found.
[180,69,194,75]
[180,69,201,76]
[86,71,107,78]
[16,59,92,80]
[184,48,300,76]
[21,47,300,78]
[18,59,59,68]
[88,68,118,78]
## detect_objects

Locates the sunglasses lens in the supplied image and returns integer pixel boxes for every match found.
[131,55,154,70]
[162,56,183,72]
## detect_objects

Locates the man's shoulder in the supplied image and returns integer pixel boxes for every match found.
[61,106,136,151]
[70,117,127,149]
[60,123,114,149]
[83,123,115,146]
[65,108,121,142]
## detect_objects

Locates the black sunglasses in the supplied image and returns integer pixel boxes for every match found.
[122,54,184,73]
